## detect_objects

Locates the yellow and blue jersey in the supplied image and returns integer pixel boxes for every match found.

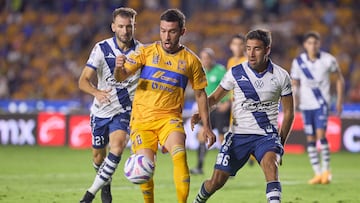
[125,41,207,123]
[227,56,247,70]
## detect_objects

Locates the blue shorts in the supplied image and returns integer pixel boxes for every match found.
[302,108,328,136]
[214,132,284,176]
[90,112,130,149]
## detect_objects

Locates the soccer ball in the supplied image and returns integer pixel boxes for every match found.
[124,154,155,184]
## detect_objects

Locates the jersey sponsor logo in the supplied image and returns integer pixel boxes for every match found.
[37,112,66,146]
[240,99,276,112]
[69,115,92,149]
[105,75,134,88]
[151,70,179,84]
[151,82,174,92]
[254,80,264,89]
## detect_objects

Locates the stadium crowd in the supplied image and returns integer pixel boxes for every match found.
[0,0,359,105]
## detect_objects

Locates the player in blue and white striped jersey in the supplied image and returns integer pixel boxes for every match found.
[193,29,294,203]
[291,31,344,185]
[78,7,141,203]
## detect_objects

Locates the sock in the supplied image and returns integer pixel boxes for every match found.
[320,138,330,172]
[88,152,120,195]
[93,162,100,172]
[140,178,154,203]
[266,181,281,203]
[197,143,207,170]
[171,145,190,203]
[193,182,211,203]
[307,142,321,175]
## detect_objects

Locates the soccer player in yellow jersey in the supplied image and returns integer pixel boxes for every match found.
[114,9,216,203]
[227,33,247,69]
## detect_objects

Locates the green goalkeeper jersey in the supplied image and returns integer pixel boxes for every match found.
[205,63,229,102]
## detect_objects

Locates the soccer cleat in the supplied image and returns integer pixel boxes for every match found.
[308,175,322,185]
[79,191,95,203]
[190,168,204,175]
[101,184,112,203]
[321,170,331,184]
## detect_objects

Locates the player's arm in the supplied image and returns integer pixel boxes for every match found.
[333,69,344,116]
[279,94,295,147]
[291,79,300,111]
[208,85,230,110]
[78,66,111,104]
[194,88,216,147]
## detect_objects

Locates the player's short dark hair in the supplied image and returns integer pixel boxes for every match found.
[245,29,272,47]
[303,31,321,43]
[232,33,245,42]
[160,9,186,29]
[112,7,137,22]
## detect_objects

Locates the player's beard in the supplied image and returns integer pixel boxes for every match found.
[117,34,132,44]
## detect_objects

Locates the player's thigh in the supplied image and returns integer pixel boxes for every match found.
[90,115,110,149]
[159,117,186,150]
[302,110,316,136]
[108,113,131,149]
[314,108,328,139]
[215,133,251,176]
[253,135,283,180]
[130,122,158,154]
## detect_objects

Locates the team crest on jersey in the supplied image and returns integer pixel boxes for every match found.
[152,54,160,64]
[177,60,186,72]
[254,80,264,89]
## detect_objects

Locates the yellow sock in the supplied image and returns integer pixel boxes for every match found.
[171,145,190,203]
[140,178,154,203]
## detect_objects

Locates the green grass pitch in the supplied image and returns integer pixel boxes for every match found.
[0,146,359,203]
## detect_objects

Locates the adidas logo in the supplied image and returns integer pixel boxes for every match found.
[105,53,116,58]
[237,75,249,81]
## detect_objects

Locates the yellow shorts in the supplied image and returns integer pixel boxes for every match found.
[130,117,185,153]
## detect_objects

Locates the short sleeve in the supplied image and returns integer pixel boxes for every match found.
[329,55,339,73]
[220,69,235,91]
[124,46,145,74]
[86,43,103,70]
[189,58,207,90]
[290,59,300,80]
[281,72,293,97]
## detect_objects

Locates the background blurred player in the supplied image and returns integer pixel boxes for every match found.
[190,47,229,175]
[114,8,216,203]
[291,31,344,185]
[78,7,141,203]
[192,29,294,203]
[227,33,247,70]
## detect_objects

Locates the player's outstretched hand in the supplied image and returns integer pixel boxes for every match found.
[94,89,111,104]
[115,55,127,69]
[202,127,216,148]
[190,112,201,131]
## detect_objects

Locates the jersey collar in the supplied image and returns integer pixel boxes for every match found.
[247,59,274,78]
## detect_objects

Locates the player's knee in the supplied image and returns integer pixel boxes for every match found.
[171,145,186,159]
